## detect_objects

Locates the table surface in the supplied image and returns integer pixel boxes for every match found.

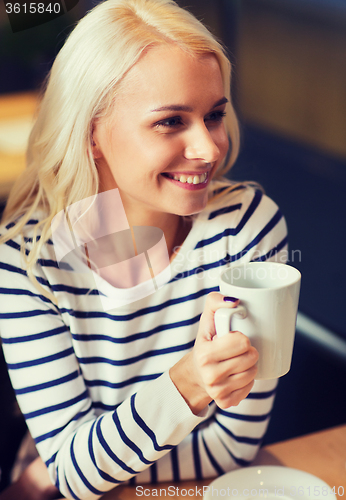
[101,424,346,499]
[0,92,38,202]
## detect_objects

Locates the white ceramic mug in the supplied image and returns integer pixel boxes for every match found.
[215,262,301,380]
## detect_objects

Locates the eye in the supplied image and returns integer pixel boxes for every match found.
[205,110,226,124]
[155,116,183,128]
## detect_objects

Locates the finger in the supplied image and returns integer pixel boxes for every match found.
[202,345,258,386]
[195,330,254,371]
[218,345,259,378]
[214,330,253,356]
[212,365,257,403]
[216,379,256,409]
[198,292,239,341]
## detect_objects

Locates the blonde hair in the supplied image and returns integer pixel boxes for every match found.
[0,0,240,298]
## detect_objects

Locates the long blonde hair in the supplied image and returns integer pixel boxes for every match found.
[0,0,240,297]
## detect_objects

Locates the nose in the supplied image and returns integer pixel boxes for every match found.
[184,123,220,164]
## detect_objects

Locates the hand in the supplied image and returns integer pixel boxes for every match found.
[170,292,259,414]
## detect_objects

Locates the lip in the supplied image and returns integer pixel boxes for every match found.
[164,170,210,176]
[161,171,210,190]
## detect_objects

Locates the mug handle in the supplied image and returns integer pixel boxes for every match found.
[214,306,247,337]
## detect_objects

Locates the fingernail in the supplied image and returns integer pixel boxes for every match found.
[223,296,238,302]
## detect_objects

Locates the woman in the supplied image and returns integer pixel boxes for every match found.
[0,0,288,499]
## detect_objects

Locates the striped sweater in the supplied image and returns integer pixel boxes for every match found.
[0,186,288,500]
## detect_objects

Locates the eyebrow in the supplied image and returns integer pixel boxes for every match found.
[150,97,228,113]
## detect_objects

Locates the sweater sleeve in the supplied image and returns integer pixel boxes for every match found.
[0,239,212,499]
[0,190,289,499]
[139,189,288,483]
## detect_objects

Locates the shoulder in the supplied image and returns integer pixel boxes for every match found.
[0,211,57,280]
[203,182,282,227]
[197,182,288,262]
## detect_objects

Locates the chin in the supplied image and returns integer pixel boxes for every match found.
[174,202,207,217]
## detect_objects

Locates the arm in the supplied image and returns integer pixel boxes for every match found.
[1,239,246,499]
[0,191,287,497]
[152,188,288,481]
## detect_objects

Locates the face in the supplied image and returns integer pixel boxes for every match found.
[93,44,229,222]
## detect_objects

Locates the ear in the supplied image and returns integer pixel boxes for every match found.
[91,123,103,159]
[92,139,102,160]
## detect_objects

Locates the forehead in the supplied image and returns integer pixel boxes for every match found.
[115,44,225,110]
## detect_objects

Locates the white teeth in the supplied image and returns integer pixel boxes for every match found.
[169,173,207,184]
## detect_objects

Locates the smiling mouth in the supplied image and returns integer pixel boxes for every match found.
[161,172,208,185]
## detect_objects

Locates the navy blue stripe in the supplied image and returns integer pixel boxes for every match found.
[24,389,89,419]
[3,218,45,231]
[192,429,202,480]
[0,308,58,320]
[70,434,106,496]
[197,189,263,248]
[251,236,288,262]
[60,286,216,323]
[246,209,284,252]
[215,419,262,445]
[88,374,161,392]
[246,388,277,399]
[225,448,252,467]
[210,184,246,198]
[170,447,180,482]
[0,256,97,295]
[78,341,194,367]
[37,258,66,269]
[50,284,100,295]
[74,316,200,345]
[169,208,283,283]
[96,417,138,475]
[218,409,271,422]
[15,369,80,395]
[7,347,74,370]
[130,394,173,452]
[46,452,57,468]
[150,463,158,484]
[0,261,28,276]
[202,436,224,475]
[112,410,153,466]
[5,239,29,254]
[70,403,94,423]
[35,425,66,444]
[2,325,68,344]
[0,287,53,304]
[88,420,121,484]
[222,209,284,265]
[92,401,123,412]
[55,465,60,491]
[208,203,242,221]
[65,474,81,500]
[6,237,55,255]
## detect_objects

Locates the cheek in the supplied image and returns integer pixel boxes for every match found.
[216,129,230,162]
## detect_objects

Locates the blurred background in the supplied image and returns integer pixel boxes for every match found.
[0,0,345,492]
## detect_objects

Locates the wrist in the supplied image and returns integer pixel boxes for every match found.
[169,352,212,415]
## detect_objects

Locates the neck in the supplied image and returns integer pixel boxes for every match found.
[124,208,191,261]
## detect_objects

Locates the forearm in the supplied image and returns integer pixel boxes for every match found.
[132,378,278,483]
[43,372,210,499]
[169,351,212,415]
